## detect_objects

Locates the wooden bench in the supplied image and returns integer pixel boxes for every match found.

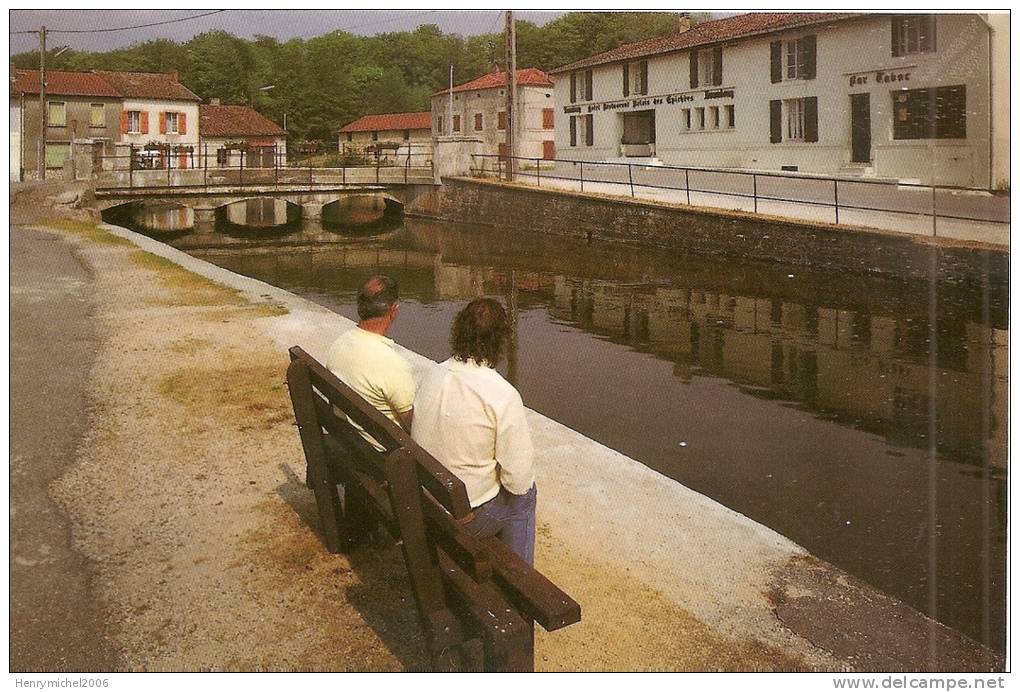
[286,346,581,671]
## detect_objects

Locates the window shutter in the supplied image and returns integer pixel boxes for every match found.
[570,73,576,103]
[640,60,649,95]
[623,63,629,97]
[569,116,576,146]
[770,41,783,83]
[804,96,818,142]
[690,50,699,88]
[178,112,187,135]
[585,114,594,146]
[159,112,167,134]
[140,111,149,134]
[120,112,129,134]
[585,70,593,100]
[769,100,782,143]
[543,108,554,129]
[712,46,723,86]
[802,35,817,80]
[891,17,902,57]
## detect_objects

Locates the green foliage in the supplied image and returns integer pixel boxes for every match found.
[11,11,690,144]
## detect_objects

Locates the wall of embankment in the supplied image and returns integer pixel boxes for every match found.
[406,177,1008,286]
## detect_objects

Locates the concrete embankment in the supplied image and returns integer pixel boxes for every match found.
[406,177,1008,286]
[13,205,1003,670]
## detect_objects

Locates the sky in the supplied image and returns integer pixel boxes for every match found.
[8,9,570,55]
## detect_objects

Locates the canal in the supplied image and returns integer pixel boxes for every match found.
[105,198,1008,652]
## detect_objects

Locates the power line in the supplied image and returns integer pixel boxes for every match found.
[9,10,227,36]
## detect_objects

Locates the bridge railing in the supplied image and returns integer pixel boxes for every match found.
[95,143,434,191]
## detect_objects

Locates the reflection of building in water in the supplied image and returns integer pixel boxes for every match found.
[224,198,290,227]
[136,202,193,232]
[552,276,1007,467]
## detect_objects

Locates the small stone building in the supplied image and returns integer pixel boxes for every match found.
[338,112,432,163]
[199,103,287,168]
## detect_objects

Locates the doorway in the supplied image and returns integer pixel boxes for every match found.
[850,93,871,163]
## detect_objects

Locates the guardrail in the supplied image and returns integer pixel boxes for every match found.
[95,145,434,190]
[470,154,1009,238]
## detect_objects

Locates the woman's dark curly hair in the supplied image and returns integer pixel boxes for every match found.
[450,298,509,366]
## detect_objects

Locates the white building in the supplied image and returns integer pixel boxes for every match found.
[431,67,557,162]
[550,13,1009,188]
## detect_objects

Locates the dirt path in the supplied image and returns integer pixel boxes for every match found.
[12,199,1001,671]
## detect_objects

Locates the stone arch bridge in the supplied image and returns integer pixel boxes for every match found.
[94,182,438,231]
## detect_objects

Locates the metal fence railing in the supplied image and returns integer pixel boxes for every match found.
[470,154,1009,238]
[95,143,434,191]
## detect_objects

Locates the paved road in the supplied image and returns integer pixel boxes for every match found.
[10,225,122,671]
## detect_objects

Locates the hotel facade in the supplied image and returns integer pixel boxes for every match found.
[550,13,1009,188]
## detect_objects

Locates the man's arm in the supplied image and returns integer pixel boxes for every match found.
[494,392,536,495]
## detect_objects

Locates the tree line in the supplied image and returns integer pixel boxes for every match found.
[11,12,703,143]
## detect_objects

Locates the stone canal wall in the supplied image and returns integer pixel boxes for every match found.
[406,177,1007,285]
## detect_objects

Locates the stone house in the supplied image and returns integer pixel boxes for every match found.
[338,112,432,163]
[199,102,287,168]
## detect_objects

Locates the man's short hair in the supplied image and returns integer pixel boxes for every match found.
[357,275,399,320]
[451,297,509,366]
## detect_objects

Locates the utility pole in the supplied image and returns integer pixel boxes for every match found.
[504,10,516,182]
[38,25,47,181]
[448,64,454,136]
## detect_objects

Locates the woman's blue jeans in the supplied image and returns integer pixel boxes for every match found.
[464,484,537,566]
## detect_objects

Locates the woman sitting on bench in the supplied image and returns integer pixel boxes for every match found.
[411,298,537,565]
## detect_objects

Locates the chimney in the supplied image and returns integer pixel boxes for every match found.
[169,69,179,82]
[676,13,691,34]
[209,97,221,106]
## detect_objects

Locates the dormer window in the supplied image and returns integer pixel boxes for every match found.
[623,60,648,97]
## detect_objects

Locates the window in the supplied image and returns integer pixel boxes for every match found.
[892,15,936,57]
[453,114,461,132]
[542,108,554,129]
[771,36,816,82]
[785,98,805,140]
[709,106,720,129]
[474,113,483,131]
[436,117,444,135]
[497,111,507,130]
[695,107,705,130]
[623,60,648,96]
[165,112,180,134]
[543,140,555,160]
[570,69,593,102]
[403,129,410,141]
[127,110,142,134]
[90,103,105,128]
[569,114,594,147]
[47,101,66,127]
[44,142,70,168]
[770,97,818,143]
[347,132,353,142]
[682,109,691,130]
[217,148,229,166]
[892,86,965,139]
[725,104,735,129]
[372,131,378,141]
[690,47,723,88]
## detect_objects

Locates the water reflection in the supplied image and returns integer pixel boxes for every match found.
[169,218,1008,652]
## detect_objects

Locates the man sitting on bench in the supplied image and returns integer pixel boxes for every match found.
[326,275,415,448]
[411,298,538,565]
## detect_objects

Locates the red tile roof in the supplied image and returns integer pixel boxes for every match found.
[12,69,120,98]
[549,12,860,73]
[200,104,286,137]
[94,70,200,101]
[12,69,200,101]
[433,67,554,95]
[339,111,432,133]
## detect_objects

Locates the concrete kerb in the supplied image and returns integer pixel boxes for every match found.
[95,220,827,660]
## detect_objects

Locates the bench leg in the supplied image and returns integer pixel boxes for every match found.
[483,619,534,672]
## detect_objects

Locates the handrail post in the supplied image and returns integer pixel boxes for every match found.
[128,145,134,188]
[239,149,244,186]
[342,161,346,186]
[931,184,937,237]
[580,161,584,193]
[309,164,312,186]
[376,158,380,185]
[833,178,839,224]
[685,168,691,205]
[628,163,634,197]
[203,142,208,188]
[752,173,758,214]
[167,148,171,187]
[405,147,409,185]
[537,158,541,187]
